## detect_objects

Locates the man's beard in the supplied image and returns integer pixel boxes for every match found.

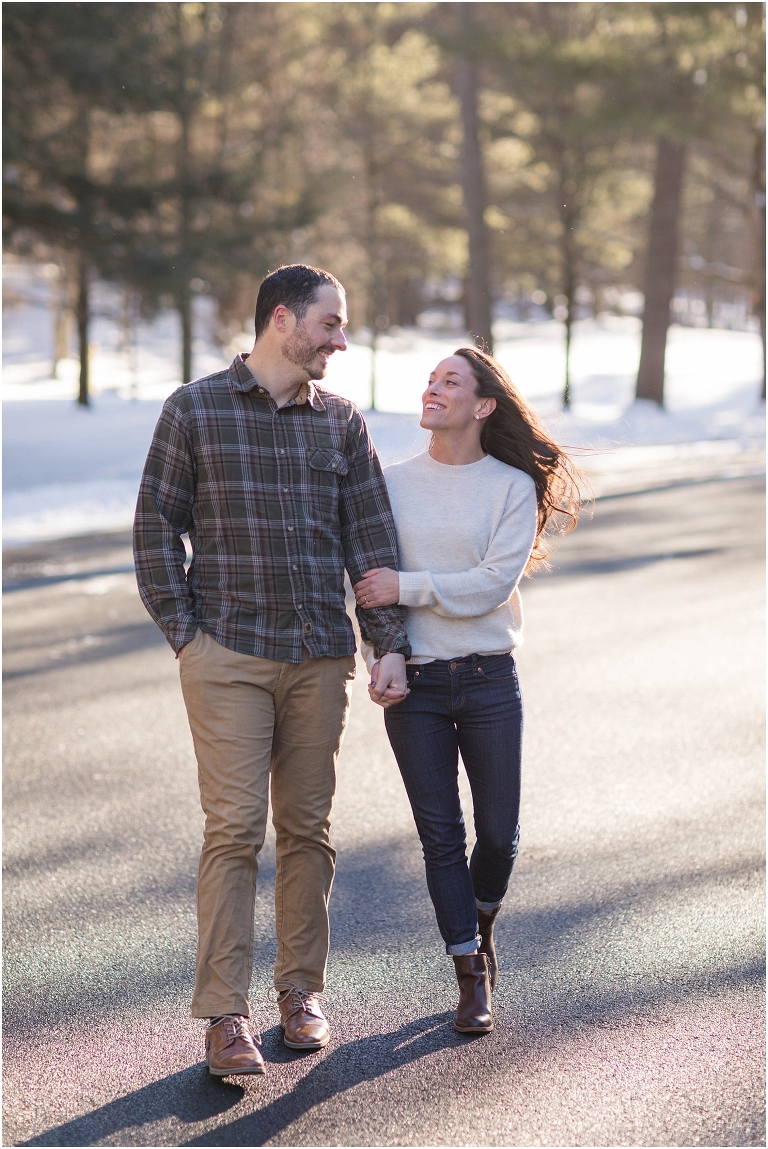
[281,323,333,378]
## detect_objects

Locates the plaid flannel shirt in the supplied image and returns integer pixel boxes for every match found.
[133,354,410,663]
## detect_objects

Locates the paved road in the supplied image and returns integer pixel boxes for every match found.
[3,477,765,1147]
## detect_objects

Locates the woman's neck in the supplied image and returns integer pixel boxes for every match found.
[429,430,486,466]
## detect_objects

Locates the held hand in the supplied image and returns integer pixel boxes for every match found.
[368,652,409,709]
[354,567,400,609]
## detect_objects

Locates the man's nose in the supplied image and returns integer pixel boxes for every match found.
[331,329,347,352]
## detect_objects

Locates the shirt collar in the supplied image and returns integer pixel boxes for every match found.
[229,354,326,411]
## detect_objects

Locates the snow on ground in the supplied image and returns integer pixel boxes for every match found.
[3,261,764,547]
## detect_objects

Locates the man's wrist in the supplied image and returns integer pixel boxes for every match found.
[170,619,200,655]
[373,642,411,661]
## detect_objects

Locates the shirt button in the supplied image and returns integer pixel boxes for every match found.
[279,448,285,454]
[283,487,288,493]
[287,525,294,531]
[292,564,298,570]
[450,662,457,670]
[297,604,303,609]
[304,623,312,633]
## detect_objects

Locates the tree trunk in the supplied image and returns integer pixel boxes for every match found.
[179,286,192,386]
[369,326,378,412]
[75,255,90,406]
[363,142,383,410]
[636,139,687,406]
[52,266,70,380]
[456,3,493,352]
[753,121,766,400]
[563,303,573,409]
[176,32,194,386]
[178,140,193,386]
[53,308,69,378]
[558,161,578,409]
[122,288,140,400]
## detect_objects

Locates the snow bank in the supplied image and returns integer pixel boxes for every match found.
[3,266,764,547]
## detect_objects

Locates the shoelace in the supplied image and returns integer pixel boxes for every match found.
[215,1015,262,1046]
[271,983,322,1015]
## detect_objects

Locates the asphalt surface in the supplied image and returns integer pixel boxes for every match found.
[3,476,765,1147]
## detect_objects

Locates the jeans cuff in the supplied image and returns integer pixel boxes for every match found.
[446,935,481,956]
[475,898,503,912]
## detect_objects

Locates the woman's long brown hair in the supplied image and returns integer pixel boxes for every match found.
[453,345,584,571]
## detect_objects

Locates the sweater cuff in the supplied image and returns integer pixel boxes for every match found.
[397,570,433,608]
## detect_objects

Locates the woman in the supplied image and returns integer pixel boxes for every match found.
[355,346,581,1035]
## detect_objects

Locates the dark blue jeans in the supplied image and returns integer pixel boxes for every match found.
[384,653,523,953]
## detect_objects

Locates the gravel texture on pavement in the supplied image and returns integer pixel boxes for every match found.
[3,476,765,1147]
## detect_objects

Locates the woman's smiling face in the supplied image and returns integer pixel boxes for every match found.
[420,355,487,432]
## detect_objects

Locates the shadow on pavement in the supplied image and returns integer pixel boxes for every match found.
[18,1063,244,1147]
[542,546,724,578]
[8,826,765,1142]
[17,954,765,1147]
[2,620,167,682]
[20,1013,459,1147]
[4,828,764,1035]
[2,563,136,593]
[2,530,134,572]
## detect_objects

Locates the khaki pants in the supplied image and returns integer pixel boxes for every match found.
[179,629,355,1018]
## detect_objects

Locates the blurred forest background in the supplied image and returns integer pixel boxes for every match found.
[3,0,765,408]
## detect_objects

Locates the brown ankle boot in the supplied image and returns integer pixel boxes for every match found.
[477,905,501,990]
[453,953,493,1033]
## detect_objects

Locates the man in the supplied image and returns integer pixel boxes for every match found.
[134,264,409,1076]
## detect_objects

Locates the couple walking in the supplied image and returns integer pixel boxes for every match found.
[134,264,580,1076]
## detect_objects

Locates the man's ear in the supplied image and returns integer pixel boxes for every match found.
[272,304,293,334]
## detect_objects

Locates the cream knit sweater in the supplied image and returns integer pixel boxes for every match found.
[362,449,538,668]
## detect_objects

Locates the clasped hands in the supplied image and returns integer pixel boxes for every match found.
[353,567,407,709]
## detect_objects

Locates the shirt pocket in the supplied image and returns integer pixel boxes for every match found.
[308,448,349,476]
[306,448,349,521]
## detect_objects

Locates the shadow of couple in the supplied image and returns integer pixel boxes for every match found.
[23,1010,477,1146]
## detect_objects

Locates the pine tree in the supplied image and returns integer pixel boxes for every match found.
[3,2,157,404]
[478,2,629,406]
[603,2,764,405]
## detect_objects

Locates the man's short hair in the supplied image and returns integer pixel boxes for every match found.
[254,264,344,339]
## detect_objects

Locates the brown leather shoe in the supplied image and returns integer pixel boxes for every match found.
[477,904,501,990]
[277,986,330,1051]
[205,1015,265,1076]
[453,953,493,1034]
